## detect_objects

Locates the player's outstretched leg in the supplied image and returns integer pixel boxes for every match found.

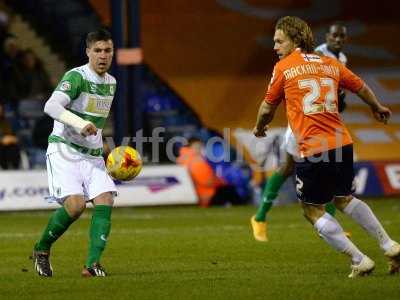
[335,196,400,274]
[255,171,286,222]
[251,171,286,242]
[304,203,375,278]
[251,153,294,242]
[33,206,76,277]
[83,196,112,277]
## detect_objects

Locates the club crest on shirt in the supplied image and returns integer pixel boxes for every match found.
[110,85,115,95]
[59,81,71,91]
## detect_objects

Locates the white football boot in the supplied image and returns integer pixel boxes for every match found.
[348,255,375,278]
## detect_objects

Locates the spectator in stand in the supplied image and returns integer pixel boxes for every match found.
[177,137,239,207]
[17,49,53,104]
[0,10,12,105]
[0,9,11,59]
[1,36,23,113]
[0,102,21,169]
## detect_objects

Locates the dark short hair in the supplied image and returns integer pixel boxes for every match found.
[86,29,112,48]
[328,21,346,32]
[188,137,203,146]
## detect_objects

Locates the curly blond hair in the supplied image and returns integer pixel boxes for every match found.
[275,16,314,52]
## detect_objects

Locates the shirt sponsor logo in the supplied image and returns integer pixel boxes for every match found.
[86,96,112,116]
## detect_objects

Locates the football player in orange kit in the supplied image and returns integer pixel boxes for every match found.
[253,16,400,278]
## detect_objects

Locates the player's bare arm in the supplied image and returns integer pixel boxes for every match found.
[253,101,278,137]
[357,84,392,124]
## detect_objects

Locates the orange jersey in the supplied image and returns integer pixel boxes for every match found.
[264,49,364,157]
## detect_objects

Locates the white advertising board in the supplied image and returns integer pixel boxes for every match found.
[0,165,198,211]
[115,165,198,206]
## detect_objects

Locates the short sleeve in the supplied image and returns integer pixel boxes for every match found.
[338,63,364,93]
[264,65,285,105]
[55,70,83,100]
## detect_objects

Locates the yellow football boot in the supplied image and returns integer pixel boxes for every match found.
[251,215,268,242]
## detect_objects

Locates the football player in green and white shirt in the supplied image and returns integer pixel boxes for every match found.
[33,29,117,277]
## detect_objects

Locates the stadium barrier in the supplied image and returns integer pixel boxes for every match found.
[272,161,400,205]
[0,165,198,211]
[354,161,400,197]
[233,128,400,199]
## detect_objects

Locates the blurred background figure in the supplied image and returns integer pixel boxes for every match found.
[16,48,52,150]
[315,22,348,112]
[177,137,240,207]
[0,101,21,169]
[1,35,22,113]
[0,7,11,58]
[16,49,52,105]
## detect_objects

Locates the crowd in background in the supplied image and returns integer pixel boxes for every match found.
[0,9,53,170]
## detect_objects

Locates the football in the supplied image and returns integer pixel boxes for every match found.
[106,146,143,181]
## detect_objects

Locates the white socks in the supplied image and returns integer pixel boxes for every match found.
[314,213,364,264]
[343,197,394,252]
[313,197,395,265]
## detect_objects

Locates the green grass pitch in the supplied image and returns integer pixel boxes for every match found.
[1,198,400,299]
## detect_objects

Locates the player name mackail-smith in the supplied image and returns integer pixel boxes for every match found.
[283,64,340,80]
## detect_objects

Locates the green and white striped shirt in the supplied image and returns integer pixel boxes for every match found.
[48,64,116,156]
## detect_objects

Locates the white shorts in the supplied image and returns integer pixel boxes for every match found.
[46,143,117,203]
[280,126,299,157]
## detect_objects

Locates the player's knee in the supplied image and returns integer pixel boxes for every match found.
[64,195,86,218]
[278,160,294,177]
[302,210,314,224]
[333,195,353,212]
[93,192,114,206]
[302,203,324,225]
